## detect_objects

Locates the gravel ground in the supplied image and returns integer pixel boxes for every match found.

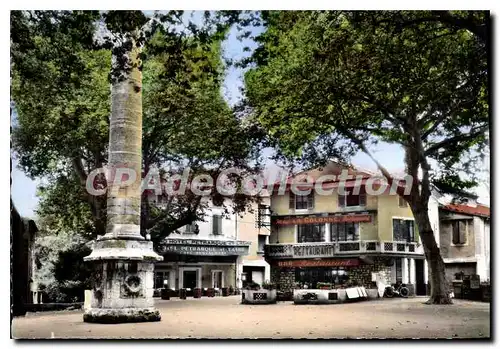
[11,296,490,339]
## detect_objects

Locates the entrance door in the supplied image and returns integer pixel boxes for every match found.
[415,259,426,296]
[212,271,223,289]
[183,270,197,289]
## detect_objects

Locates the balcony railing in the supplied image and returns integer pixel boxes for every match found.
[265,240,422,259]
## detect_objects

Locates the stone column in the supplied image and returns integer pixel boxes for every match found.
[409,258,416,284]
[402,258,409,284]
[424,258,429,284]
[83,33,162,323]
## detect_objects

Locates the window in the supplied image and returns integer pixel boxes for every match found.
[452,220,468,245]
[154,271,170,289]
[331,222,360,241]
[290,192,314,210]
[212,215,222,235]
[398,196,408,208]
[295,267,349,288]
[338,188,366,207]
[393,219,415,242]
[257,235,267,253]
[184,222,197,234]
[297,224,325,243]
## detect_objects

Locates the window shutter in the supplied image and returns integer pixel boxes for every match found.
[307,192,315,209]
[408,221,414,242]
[359,194,366,206]
[289,193,295,209]
[452,222,460,244]
[338,194,346,207]
[459,221,467,244]
[213,215,219,235]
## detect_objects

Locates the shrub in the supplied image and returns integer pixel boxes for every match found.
[317,282,332,289]
[244,282,261,290]
[262,281,276,290]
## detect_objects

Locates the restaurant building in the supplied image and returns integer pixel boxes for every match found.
[265,162,433,296]
[153,197,251,293]
[151,194,270,294]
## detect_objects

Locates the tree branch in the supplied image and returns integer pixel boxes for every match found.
[424,124,488,156]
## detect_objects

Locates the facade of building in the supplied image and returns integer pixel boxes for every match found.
[438,202,490,283]
[265,162,432,296]
[152,195,270,293]
[238,195,271,287]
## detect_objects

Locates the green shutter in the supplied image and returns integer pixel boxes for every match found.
[307,192,315,209]
[459,221,467,244]
[289,193,295,209]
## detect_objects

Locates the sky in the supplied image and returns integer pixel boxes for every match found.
[10,11,490,218]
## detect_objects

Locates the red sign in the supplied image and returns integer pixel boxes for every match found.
[276,258,360,268]
[275,214,372,226]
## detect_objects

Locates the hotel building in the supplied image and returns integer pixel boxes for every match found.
[265,162,435,296]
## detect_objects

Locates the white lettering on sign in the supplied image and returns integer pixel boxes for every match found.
[159,243,249,256]
[293,245,335,257]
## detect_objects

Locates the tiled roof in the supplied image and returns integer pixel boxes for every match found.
[442,203,490,218]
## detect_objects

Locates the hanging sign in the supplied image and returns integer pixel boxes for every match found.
[275,258,360,268]
[275,214,372,226]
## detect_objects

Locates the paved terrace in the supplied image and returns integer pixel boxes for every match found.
[12,296,490,339]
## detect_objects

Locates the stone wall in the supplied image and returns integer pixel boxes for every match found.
[271,257,394,293]
[348,257,392,288]
[271,267,295,292]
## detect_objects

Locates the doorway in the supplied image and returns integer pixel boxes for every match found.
[415,259,426,296]
[183,270,198,289]
[243,266,266,287]
[212,270,223,289]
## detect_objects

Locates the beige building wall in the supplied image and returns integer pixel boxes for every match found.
[200,264,236,289]
[439,216,476,260]
[376,194,415,241]
[271,191,420,243]
[270,193,289,215]
[239,197,270,261]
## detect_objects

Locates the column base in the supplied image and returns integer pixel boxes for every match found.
[83,307,161,324]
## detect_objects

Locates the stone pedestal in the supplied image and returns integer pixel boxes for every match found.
[83,238,163,323]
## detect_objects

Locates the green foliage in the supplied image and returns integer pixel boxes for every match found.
[245,10,488,193]
[244,281,261,290]
[32,219,91,302]
[262,281,276,290]
[11,11,263,241]
[243,10,488,303]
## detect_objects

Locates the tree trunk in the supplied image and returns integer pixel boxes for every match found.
[413,207,452,304]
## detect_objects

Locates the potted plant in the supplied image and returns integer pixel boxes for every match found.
[161,288,170,300]
[245,282,261,291]
[193,287,202,298]
[242,280,277,304]
[179,288,187,300]
[207,287,215,297]
[262,281,276,290]
[222,287,229,297]
[317,282,332,290]
[229,285,234,295]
